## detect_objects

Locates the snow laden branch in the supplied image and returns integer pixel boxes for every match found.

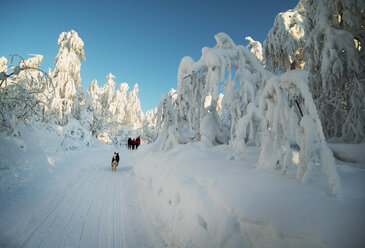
[176,32,269,147]
[0,55,52,133]
[245,36,263,61]
[258,70,341,197]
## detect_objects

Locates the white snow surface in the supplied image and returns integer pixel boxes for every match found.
[0,125,164,248]
[134,142,365,248]
[1,125,365,248]
[328,142,365,164]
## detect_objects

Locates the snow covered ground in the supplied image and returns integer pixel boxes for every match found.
[1,125,365,247]
[0,126,165,248]
[134,142,365,248]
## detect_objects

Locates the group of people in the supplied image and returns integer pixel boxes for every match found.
[128,136,141,150]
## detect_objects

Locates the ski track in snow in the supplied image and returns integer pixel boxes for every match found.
[0,149,165,248]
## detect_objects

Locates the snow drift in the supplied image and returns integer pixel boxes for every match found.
[133,141,365,248]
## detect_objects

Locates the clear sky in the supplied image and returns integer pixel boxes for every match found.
[0,0,298,112]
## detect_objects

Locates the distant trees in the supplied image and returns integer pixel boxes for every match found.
[85,74,150,143]
[113,82,129,123]
[124,84,144,129]
[0,30,157,145]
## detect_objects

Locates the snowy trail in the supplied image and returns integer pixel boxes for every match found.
[0,148,165,248]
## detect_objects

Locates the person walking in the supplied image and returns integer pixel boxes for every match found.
[128,138,132,150]
[136,136,141,149]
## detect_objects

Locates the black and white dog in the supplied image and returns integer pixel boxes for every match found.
[111,152,120,171]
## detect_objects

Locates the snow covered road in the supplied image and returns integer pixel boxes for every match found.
[0,148,164,248]
[1,128,365,248]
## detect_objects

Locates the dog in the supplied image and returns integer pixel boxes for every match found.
[111,152,120,171]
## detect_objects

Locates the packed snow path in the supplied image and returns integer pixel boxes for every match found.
[0,149,165,248]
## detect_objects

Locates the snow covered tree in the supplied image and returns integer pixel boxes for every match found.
[85,79,100,112]
[176,32,271,147]
[124,84,144,129]
[159,32,342,196]
[84,78,113,138]
[263,1,306,73]
[51,30,85,125]
[264,0,364,143]
[141,107,158,144]
[84,75,150,144]
[177,33,243,145]
[99,73,116,122]
[258,70,341,196]
[0,56,8,87]
[155,94,179,151]
[84,79,101,135]
[0,55,51,133]
[113,82,129,123]
[303,0,365,143]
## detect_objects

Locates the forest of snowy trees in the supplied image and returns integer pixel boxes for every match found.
[0,0,363,194]
[0,30,157,148]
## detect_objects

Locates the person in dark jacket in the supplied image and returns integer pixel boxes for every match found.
[127,138,132,150]
[136,136,141,149]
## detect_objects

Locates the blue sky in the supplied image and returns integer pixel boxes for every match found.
[0,0,298,112]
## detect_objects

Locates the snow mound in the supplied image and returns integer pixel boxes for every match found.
[0,122,103,192]
[0,123,62,192]
[329,143,365,164]
[133,142,365,248]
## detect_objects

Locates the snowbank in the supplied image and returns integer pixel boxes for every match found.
[0,123,60,192]
[133,142,365,248]
[0,122,102,192]
[328,142,365,164]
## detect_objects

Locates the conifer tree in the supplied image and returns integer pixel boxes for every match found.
[52,30,85,125]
